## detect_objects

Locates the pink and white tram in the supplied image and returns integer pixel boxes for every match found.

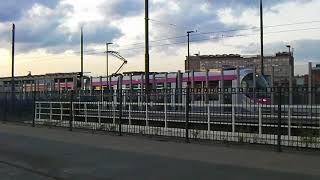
[90,68,271,105]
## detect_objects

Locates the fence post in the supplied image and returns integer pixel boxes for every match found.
[60,102,63,121]
[112,97,116,124]
[232,103,235,134]
[146,100,149,127]
[288,106,291,138]
[84,103,88,123]
[38,99,42,121]
[3,92,8,124]
[259,105,262,136]
[129,102,132,125]
[207,103,211,132]
[277,88,282,152]
[164,102,168,129]
[118,88,123,136]
[185,87,190,143]
[98,102,101,127]
[49,102,53,122]
[32,91,36,127]
[69,90,74,131]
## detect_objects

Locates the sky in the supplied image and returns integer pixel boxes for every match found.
[0,0,320,77]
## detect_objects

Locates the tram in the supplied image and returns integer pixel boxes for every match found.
[91,68,271,105]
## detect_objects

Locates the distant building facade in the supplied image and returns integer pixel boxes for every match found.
[312,64,320,87]
[301,64,320,87]
[0,72,82,92]
[185,52,294,86]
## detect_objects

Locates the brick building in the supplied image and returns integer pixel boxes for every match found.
[313,64,320,87]
[185,52,294,86]
[301,64,320,87]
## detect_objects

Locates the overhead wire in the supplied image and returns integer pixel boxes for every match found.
[16,26,320,63]
[6,20,320,64]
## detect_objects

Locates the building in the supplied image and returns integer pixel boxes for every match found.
[0,72,83,92]
[292,64,320,88]
[312,64,320,87]
[186,52,294,86]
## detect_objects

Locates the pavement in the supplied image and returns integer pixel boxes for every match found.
[0,124,319,180]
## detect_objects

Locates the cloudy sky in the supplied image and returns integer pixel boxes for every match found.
[0,0,320,77]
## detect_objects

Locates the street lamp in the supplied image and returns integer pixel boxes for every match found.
[286,45,291,55]
[286,44,294,77]
[106,42,113,89]
[187,30,195,86]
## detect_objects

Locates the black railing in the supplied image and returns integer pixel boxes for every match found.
[1,87,320,150]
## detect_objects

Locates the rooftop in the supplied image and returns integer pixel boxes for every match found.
[0,72,81,81]
[189,52,291,59]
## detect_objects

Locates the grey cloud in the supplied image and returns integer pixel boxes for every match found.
[238,39,320,62]
[0,0,317,56]
[1,2,122,54]
[148,0,316,55]
[110,0,144,17]
[148,0,246,53]
[0,0,58,22]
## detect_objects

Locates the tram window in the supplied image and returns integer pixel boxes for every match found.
[208,81,219,89]
[194,82,202,89]
[156,83,164,89]
[165,83,171,89]
[241,73,269,98]
[132,84,139,90]
[224,80,232,88]
[241,73,268,90]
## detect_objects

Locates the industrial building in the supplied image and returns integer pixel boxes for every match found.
[185,52,294,86]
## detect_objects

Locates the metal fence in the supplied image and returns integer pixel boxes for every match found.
[1,87,320,150]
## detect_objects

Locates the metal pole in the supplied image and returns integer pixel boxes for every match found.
[3,92,7,123]
[32,91,36,127]
[271,66,275,114]
[80,27,84,90]
[106,44,109,83]
[286,45,293,105]
[69,90,74,131]
[289,67,293,105]
[188,32,190,61]
[11,24,15,93]
[185,86,190,143]
[236,67,240,105]
[100,76,103,102]
[145,0,150,91]
[308,62,312,105]
[277,87,282,152]
[187,32,190,87]
[260,0,264,76]
[118,75,123,136]
[106,42,113,90]
[187,31,195,86]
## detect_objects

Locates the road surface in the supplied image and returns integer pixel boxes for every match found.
[0,124,319,180]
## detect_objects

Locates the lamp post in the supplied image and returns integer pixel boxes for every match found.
[187,30,195,86]
[145,0,150,91]
[106,42,113,89]
[260,0,264,76]
[286,45,291,55]
[286,45,293,105]
[80,27,84,89]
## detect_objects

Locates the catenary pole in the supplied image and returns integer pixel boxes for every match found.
[145,0,150,91]
[260,0,264,76]
[11,23,15,93]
